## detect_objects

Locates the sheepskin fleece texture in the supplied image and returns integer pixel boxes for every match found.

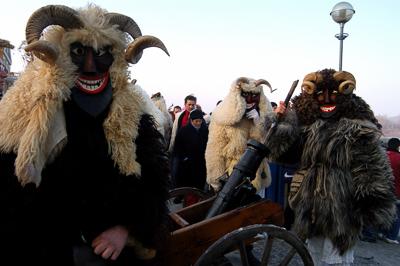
[150,93,173,146]
[133,85,169,142]
[0,4,147,186]
[277,93,397,254]
[205,78,273,191]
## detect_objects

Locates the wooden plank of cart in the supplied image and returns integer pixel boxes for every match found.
[151,195,284,266]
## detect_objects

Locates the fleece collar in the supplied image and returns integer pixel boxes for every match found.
[0,83,143,186]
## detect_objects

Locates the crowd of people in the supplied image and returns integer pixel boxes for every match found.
[0,3,398,266]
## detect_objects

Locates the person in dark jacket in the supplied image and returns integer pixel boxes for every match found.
[173,109,209,205]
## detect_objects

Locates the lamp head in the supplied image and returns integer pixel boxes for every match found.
[330,2,355,24]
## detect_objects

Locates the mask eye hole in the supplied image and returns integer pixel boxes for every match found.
[70,42,86,56]
[241,92,249,97]
[72,46,85,56]
[94,47,110,57]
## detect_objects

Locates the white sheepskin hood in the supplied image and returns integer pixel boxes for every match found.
[0,4,155,186]
[211,77,273,126]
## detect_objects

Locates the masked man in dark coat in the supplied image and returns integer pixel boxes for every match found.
[0,4,170,266]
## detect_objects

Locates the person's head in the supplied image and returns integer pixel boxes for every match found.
[189,109,203,129]
[173,105,182,113]
[24,5,169,117]
[301,69,356,119]
[387,138,400,152]
[184,95,197,112]
[233,77,271,112]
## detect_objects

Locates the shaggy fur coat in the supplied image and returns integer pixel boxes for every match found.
[0,4,169,265]
[205,78,274,192]
[270,93,396,254]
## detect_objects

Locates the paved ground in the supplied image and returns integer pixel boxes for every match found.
[352,237,400,266]
[224,234,400,265]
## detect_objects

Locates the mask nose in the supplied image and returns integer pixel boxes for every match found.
[83,48,97,74]
[323,89,330,103]
[246,95,253,103]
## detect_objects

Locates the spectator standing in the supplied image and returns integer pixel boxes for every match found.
[173,105,182,114]
[173,109,209,205]
[169,95,197,153]
[383,137,400,244]
[169,95,197,187]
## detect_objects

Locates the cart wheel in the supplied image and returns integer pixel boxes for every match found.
[167,187,213,211]
[194,224,314,266]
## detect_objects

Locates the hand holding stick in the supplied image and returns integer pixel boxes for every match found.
[263,79,299,144]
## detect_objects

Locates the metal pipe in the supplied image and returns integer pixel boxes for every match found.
[339,23,344,71]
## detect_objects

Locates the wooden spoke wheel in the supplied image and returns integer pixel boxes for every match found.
[194,224,314,266]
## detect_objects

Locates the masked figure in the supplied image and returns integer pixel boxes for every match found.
[268,68,396,265]
[151,92,173,146]
[0,4,170,266]
[206,77,276,193]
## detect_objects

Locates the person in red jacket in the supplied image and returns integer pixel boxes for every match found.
[383,137,400,244]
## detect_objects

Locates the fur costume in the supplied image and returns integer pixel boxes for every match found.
[0,4,170,265]
[134,86,170,143]
[205,77,274,191]
[151,92,173,146]
[269,69,396,256]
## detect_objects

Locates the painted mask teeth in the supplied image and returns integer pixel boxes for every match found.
[77,77,104,91]
[246,103,255,109]
[320,105,336,112]
[76,72,109,94]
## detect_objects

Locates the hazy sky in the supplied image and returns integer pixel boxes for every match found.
[1,0,399,116]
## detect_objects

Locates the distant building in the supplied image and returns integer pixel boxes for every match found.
[0,38,14,99]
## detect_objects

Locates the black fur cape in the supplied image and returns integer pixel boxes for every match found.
[269,92,396,254]
[0,100,170,265]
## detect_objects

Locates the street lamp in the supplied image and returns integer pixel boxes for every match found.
[330,2,355,71]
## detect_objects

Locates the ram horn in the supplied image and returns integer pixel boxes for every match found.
[105,13,142,39]
[25,5,83,64]
[301,72,318,95]
[125,35,169,64]
[255,79,274,92]
[235,77,250,86]
[333,71,356,95]
[25,41,59,65]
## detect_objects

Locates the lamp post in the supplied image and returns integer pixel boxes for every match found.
[330,2,355,71]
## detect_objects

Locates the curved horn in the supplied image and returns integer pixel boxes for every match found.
[25,5,83,64]
[301,72,317,95]
[25,41,59,64]
[0,39,14,49]
[125,35,169,64]
[151,92,161,99]
[333,71,356,95]
[236,77,249,86]
[255,79,273,92]
[105,13,142,39]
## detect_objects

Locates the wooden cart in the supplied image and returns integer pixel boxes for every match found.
[149,187,313,266]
